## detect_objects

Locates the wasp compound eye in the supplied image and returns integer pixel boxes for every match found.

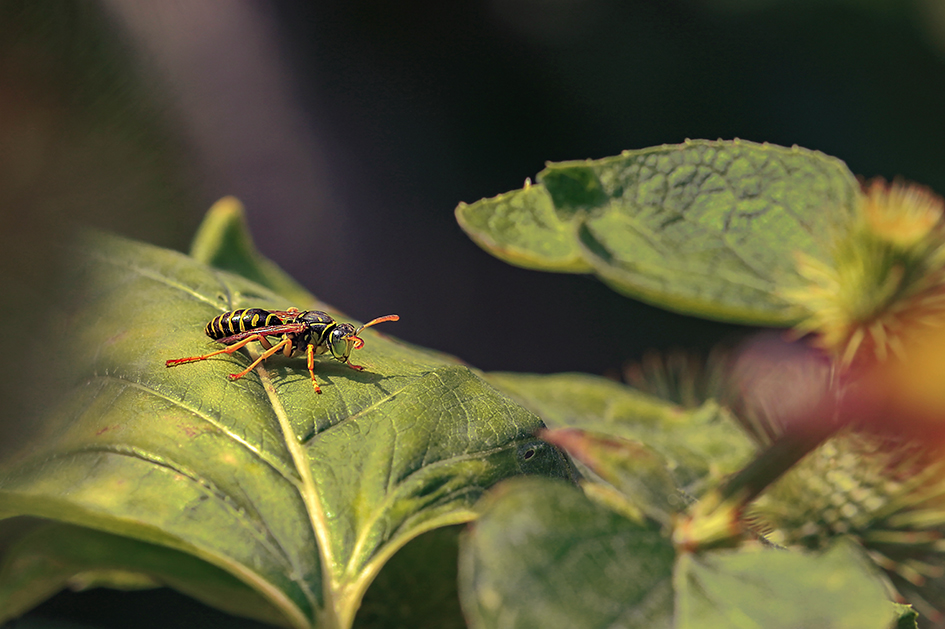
[329,325,357,360]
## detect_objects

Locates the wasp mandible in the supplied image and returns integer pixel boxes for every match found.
[165,308,399,394]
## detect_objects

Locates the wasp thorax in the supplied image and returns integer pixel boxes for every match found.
[297,310,334,326]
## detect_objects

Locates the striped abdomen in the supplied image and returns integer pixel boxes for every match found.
[205,309,284,340]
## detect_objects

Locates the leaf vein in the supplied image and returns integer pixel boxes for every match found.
[92,374,301,488]
[80,248,222,308]
[346,440,517,576]
[26,444,305,580]
[302,368,458,446]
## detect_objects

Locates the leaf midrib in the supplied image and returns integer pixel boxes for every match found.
[256,356,342,629]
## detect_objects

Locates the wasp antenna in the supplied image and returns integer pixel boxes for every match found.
[355,314,400,334]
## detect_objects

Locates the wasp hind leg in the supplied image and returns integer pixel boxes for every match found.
[165,334,263,367]
[228,337,294,382]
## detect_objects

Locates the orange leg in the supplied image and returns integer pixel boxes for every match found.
[166,334,264,367]
[227,337,294,381]
[306,344,323,394]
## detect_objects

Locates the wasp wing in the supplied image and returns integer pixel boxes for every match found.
[265,309,301,320]
[216,323,308,346]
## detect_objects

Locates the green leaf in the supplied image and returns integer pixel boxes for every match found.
[0,230,570,628]
[892,603,918,629]
[675,540,895,629]
[457,139,860,325]
[459,477,676,629]
[485,372,755,491]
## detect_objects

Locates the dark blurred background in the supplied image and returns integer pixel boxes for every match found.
[3,0,945,626]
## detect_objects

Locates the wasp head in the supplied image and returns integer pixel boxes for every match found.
[327,314,400,364]
[327,323,362,362]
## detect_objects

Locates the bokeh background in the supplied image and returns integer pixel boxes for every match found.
[3,0,945,626]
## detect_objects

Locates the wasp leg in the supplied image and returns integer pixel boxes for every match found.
[228,337,293,381]
[306,343,323,394]
[165,334,263,367]
[283,333,297,357]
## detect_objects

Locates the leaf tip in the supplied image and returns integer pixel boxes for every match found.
[189,196,256,264]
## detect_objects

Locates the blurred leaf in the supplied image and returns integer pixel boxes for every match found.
[189,196,314,306]
[459,480,893,629]
[541,428,680,525]
[486,372,755,492]
[457,139,859,325]
[893,603,918,629]
[0,230,570,628]
[675,539,894,629]
[459,477,676,629]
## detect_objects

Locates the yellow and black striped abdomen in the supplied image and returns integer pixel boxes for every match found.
[205,309,284,340]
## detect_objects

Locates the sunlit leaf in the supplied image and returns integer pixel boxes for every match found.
[893,603,919,629]
[457,139,860,324]
[455,181,592,273]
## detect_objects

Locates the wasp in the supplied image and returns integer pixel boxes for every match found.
[165,308,399,393]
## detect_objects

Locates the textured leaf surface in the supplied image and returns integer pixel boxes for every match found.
[0,229,568,628]
[457,139,860,324]
[675,540,894,629]
[459,477,675,629]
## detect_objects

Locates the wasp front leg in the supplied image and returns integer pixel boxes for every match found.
[305,343,323,394]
